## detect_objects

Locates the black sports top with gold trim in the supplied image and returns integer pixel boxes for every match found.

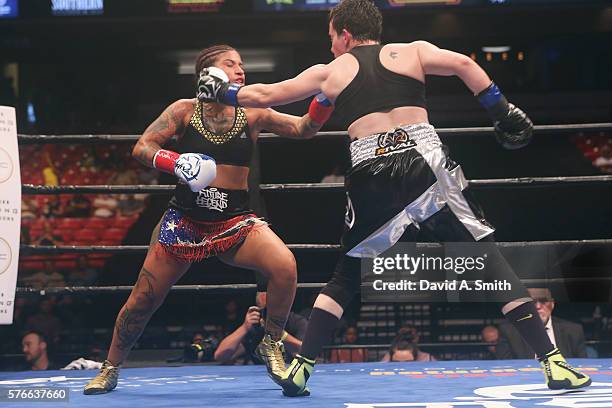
[334,44,427,127]
[168,103,253,221]
[177,102,252,166]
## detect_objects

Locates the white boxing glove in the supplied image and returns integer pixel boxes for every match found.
[153,150,217,192]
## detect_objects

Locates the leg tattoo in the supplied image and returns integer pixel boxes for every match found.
[115,267,157,350]
[265,315,288,341]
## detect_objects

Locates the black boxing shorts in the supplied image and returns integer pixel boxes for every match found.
[342,123,495,258]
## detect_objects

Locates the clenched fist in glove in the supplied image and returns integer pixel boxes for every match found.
[196,66,242,106]
[153,149,216,192]
[477,82,533,150]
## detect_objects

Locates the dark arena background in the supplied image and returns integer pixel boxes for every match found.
[1,0,612,407]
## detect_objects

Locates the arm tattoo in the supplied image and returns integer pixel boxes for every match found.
[168,106,186,135]
[115,267,157,350]
[135,144,161,167]
[149,114,171,133]
[136,104,188,167]
[390,51,398,59]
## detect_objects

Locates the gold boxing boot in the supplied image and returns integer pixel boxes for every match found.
[256,333,287,385]
[539,348,591,390]
[83,360,119,395]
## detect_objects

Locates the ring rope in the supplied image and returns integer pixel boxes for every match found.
[15,277,612,295]
[21,175,612,195]
[20,239,612,255]
[20,243,342,254]
[322,340,611,350]
[16,122,612,144]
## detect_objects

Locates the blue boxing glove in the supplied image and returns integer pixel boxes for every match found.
[197,66,242,106]
[477,82,534,150]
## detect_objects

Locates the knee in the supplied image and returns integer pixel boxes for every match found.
[267,251,297,285]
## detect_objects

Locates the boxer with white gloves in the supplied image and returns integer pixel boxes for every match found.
[153,149,216,192]
[84,44,333,396]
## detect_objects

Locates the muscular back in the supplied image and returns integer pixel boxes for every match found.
[322,42,429,139]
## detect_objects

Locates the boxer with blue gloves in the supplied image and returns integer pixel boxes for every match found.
[197,0,588,397]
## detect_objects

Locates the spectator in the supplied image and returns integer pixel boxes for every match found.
[63,194,91,217]
[594,144,612,173]
[67,256,98,286]
[117,194,144,216]
[108,168,146,215]
[320,164,345,184]
[221,299,242,335]
[25,298,62,346]
[21,199,37,220]
[380,326,436,362]
[183,332,218,363]
[92,195,118,218]
[388,339,419,362]
[214,292,307,365]
[20,226,32,245]
[42,165,59,186]
[108,167,139,186]
[21,260,66,290]
[21,331,60,371]
[481,325,499,359]
[42,148,59,187]
[55,295,86,328]
[329,326,367,363]
[36,222,62,246]
[496,288,588,359]
[41,196,63,219]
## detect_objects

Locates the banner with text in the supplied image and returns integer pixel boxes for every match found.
[0,106,21,324]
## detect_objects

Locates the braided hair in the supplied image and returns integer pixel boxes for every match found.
[195,44,236,76]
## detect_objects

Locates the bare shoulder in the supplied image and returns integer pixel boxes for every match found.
[166,98,196,126]
[384,42,430,52]
[170,98,196,116]
[329,53,356,66]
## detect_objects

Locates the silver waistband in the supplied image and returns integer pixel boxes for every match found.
[350,123,442,167]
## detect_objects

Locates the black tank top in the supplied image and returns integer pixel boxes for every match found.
[169,103,253,219]
[334,44,427,127]
[176,102,252,166]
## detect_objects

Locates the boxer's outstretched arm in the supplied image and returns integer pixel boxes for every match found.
[253,109,323,139]
[237,64,329,108]
[415,40,492,95]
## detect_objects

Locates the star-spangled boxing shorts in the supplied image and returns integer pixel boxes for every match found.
[159,186,267,262]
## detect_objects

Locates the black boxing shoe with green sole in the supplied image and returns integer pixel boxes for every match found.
[539,348,591,390]
[280,354,315,397]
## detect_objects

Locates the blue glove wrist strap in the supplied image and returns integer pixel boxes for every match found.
[477,83,503,109]
[222,83,242,107]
